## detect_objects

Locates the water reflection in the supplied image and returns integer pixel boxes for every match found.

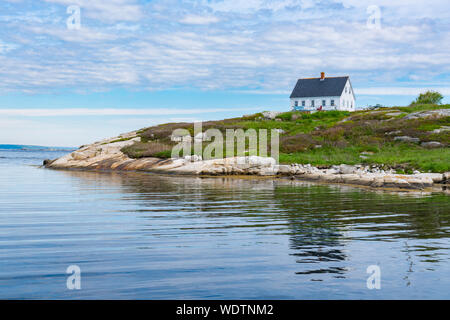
[56,169,450,285]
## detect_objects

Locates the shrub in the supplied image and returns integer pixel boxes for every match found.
[411,91,443,105]
[280,133,318,153]
[121,141,173,159]
[140,123,193,140]
[275,112,293,121]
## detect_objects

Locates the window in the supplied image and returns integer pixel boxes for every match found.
[322,100,326,106]
[302,100,305,107]
[331,99,335,106]
[311,100,315,107]
[295,101,298,107]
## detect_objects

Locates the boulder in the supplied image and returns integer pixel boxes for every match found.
[432,126,450,134]
[261,111,282,120]
[276,165,293,175]
[385,130,402,136]
[404,109,450,120]
[394,136,420,143]
[421,141,443,148]
[414,173,444,183]
[338,164,356,174]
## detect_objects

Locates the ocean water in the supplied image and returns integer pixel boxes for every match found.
[0,147,449,299]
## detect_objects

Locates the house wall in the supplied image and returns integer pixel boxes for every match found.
[291,96,342,111]
[338,79,355,111]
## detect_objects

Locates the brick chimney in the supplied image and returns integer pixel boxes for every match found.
[320,72,325,80]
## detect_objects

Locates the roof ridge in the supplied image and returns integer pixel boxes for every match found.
[298,76,349,80]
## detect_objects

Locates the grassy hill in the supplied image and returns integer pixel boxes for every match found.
[121,104,450,173]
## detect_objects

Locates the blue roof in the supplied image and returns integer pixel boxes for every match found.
[290,76,349,98]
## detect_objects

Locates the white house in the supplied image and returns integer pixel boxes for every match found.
[290,72,355,111]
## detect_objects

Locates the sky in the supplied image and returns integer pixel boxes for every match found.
[0,0,449,147]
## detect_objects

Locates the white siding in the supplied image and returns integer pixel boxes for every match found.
[338,79,355,111]
[291,96,342,111]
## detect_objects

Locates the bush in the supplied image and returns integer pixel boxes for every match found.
[280,133,318,153]
[121,141,173,159]
[140,122,193,140]
[411,91,443,105]
[275,112,293,121]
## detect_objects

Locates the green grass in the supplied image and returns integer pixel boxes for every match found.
[279,146,362,166]
[280,144,450,172]
[121,104,450,172]
[364,145,450,173]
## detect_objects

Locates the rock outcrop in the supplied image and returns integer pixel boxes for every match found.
[403,108,450,120]
[45,131,449,191]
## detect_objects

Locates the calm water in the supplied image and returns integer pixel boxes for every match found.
[0,148,449,299]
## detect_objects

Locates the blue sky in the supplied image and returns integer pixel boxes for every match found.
[0,0,449,147]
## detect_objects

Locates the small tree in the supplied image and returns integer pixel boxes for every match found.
[411,90,443,105]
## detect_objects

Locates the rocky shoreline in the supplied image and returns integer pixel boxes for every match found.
[44,131,450,192]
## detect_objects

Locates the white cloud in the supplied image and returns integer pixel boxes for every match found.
[0,40,19,54]
[28,26,118,43]
[0,0,449,94]
[356,87,450,96]
[180,15,219,25]
[202,0,303,13]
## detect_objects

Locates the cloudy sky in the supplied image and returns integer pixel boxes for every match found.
[0,0,449,146]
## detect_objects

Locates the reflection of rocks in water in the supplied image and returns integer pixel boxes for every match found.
[288,220,348,278]
[295,266,347,275]
[56,169,450,277]
[274,183,350,278]
[275,181,450,279]
[58,170,280,192]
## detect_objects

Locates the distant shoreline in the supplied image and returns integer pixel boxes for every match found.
[0,144,75,152]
